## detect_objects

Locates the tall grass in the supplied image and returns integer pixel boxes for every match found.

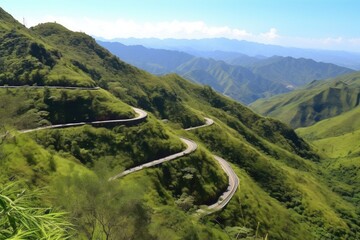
[0,182,72,240]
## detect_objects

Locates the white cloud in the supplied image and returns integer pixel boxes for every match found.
[24,16,360,52]
[26,16,255,40]
[260,28,279,40]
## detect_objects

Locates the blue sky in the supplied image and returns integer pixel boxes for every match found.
[2,0,360,51]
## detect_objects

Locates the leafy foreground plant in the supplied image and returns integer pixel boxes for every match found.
[0,182,72,240]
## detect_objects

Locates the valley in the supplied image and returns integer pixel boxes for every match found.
[99,41,354,105]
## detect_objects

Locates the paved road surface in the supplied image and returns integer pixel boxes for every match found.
[109,137,197,180]
[20,107,147,133]
[186,118,239,214]
[196,155,239,215]
[185,117,214,131]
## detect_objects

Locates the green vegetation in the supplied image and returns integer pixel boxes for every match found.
[297,105,360,141]
[0,17,95,87]
[31,117,184,169]
[0,182,72,239]
[251,71,360,128]
[296,106,360,217]
[1,7,360,239]
[186,120,360,239]
[0,87,133,130]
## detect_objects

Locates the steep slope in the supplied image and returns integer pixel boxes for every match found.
[31,23,204,129]
[296,106,360,218]
[1,8,360,239]
[249,56,354,87]
[0,9,97,87]
[297,105,360,141]
[251,71,360,128]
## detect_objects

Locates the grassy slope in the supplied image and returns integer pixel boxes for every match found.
[297,105,360,140]
[1,10,359,239]
[250,71,360,128]
[0,88,134,130]
[296,106,360,237]
[0,109,231,238]
[186,120,359,239]
[0,10,96,87]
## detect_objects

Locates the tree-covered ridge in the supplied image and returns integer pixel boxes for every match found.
[0,87,134,130]
[0,13,98,87]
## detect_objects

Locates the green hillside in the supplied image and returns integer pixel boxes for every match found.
[296,106,360,220]
[0,9,97,87]
[251,71,360,128]
[1,8,360,239]
[297,105,360,141]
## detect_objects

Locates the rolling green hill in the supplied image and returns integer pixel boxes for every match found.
[1,7,360,239]
[0,9,97,87]
[296,106,360,219]
[251,71,360,128]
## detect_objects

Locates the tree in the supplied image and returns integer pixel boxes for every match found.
[52,170,151,240]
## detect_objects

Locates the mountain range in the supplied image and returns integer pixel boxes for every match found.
[98,41,354,104]
[105,38,360,70]
[1,7,360,239]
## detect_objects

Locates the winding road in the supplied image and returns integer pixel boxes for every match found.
[196,155,239,214]
[3,85,238,215]
[184,117,214,131]
[185,119,239,215]
[109,137,197,180]
[20,107,147,134]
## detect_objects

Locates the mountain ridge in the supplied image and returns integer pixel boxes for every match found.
[99,40,354,104]
[107,37,360,69]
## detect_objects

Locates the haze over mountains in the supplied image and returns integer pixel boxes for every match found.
[98,40,354,104]
[105,38,360,70]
